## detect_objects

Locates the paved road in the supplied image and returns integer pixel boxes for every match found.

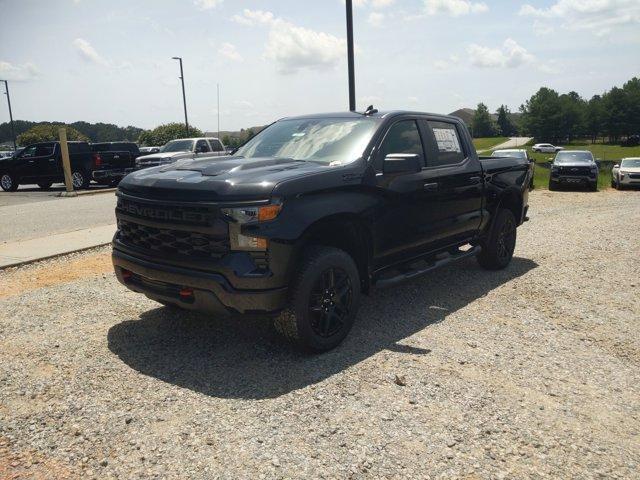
[0,184,114,207]
[485,137,534,151]
[0,190,116,243]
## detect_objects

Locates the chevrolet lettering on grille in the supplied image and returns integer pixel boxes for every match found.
[119,201,208,224]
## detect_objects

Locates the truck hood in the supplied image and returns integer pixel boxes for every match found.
[119,156,337,202]
[138,152,189,161]
[619,166,640,173]
[554,162,596,168]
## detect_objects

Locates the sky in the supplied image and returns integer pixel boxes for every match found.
[1,0,639,132]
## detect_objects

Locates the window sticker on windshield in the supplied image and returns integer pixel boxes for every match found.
[432,128,461,153]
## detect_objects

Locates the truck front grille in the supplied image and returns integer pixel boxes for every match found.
[559,166,592,175]
[117,219,230,259]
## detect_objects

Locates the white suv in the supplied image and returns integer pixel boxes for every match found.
[532,143,564,153]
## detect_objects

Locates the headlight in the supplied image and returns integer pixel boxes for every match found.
[222,204,282,251]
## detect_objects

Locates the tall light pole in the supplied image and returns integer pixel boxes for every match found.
[345,0,356,112]
[1,80,17,150]
[171,57,189,136]
[217,83,220,140]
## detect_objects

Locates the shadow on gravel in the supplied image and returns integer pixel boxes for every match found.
[108,257,537,399]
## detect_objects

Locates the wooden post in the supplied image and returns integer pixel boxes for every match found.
[58,127,74,193]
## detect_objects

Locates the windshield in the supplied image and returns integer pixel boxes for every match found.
[492,150,526,159]
[555,151,593,163]
[621,159,640,168]
[160,140,194,153]
[235,117,379,165]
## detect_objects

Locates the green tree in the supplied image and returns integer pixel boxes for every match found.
[137,123,203,146]
[603,87,626,142]
[520,87,562,142]
[585,95,604,143]
[621,77,640,137]
[496,105,516,137]
[17,123,89,146]
[472,103,497,138]
[558,91,585,141]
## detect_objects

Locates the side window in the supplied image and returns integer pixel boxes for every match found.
[425,121,466,167]
[196,140,210,153]
[209,140,224,152]
[379,120,424,164]
[21,146,38,158]
[35,145,54,157]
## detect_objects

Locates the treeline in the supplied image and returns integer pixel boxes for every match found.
[0,120,144,145]
[470,77,640,143]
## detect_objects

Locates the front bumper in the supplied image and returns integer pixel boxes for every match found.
[620,175,640,186]
[551,174,597,185]
[112,248,288,315]
[93,168,135,181]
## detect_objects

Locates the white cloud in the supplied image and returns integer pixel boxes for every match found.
[232,9,346,74]
[423,0,488,16]
[231,9,274,26]
[368,12,385,27]
[519,0,640,35]
[72,38,108,66]
[467,38,534,68]
[0,61,40,81]
[218,42,243,62]
[434,54,460,71]
[193,0,223,10]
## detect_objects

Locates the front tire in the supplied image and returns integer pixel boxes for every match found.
[71,170,90,190]
[274,246,361,352]
[548,179,558,191]
[590,182,598,192]
[1,173,19,192]
[477,208,517,271]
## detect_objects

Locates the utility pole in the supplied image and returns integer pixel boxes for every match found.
[345,0,356,112]
[1,80,17,150]
[217,83,220,140]
[172,57,189,136]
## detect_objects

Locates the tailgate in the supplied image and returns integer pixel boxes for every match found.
[96,151,134,169]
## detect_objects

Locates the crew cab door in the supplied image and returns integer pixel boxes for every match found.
[208,139,226,157]
[15,143,57,180]
[373,118,440,266]
[195,139,211,157]
[419,119,483,245]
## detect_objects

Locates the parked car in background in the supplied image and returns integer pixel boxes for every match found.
[533,143,564,153]
[492,149,534,189]
[90,142,141,186]
[0,141,95,191]
[113,110,532,351]
[549,150,598,191]
[611,157,640,189]
[139,146,161,155]
[135,137,227,170]
[621,135,640,147]
[0,151,14,159]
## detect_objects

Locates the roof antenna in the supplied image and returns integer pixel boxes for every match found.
[364,105,378,115]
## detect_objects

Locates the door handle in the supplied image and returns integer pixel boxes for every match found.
[423,182,439,192]
[469,176,482,184]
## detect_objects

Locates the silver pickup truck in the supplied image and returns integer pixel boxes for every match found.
[136,137,227,170]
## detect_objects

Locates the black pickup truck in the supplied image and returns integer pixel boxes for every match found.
[91,142,141,186]
[112,110,532,351]
[0,141,96,191]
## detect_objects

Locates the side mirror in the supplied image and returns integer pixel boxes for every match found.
[383,153,422,174]
[613,164,620,169]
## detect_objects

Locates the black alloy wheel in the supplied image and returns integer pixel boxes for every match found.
[308,267,353,338]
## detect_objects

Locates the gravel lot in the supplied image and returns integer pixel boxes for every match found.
[1,190,639,479]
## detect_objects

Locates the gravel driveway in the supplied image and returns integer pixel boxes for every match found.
[1,190,638,479]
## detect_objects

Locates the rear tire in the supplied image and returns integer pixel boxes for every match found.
[477,208,517,271]
[1,173,19,192]
[71,169,90,190]
[37,182,53,190]
[590,182,598,192]
[274,246,361,352]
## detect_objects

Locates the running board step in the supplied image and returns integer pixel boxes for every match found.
[374,246,481,289]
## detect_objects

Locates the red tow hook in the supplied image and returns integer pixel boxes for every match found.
[179,288,194,299]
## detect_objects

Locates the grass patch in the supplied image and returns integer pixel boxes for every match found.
[473,137,508,151]
[532,163,613,190]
